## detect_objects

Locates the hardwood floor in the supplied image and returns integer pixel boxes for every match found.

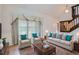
[9,45,20,55]
[8,44,79,55]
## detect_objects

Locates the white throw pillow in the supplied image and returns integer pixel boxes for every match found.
[73,35,79,43]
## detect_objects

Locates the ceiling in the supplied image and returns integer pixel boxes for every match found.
[6,4,75,20]
[16,4,74,19]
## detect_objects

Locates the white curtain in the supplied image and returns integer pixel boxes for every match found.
[11,19,19,45]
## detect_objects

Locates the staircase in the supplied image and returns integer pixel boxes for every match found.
[60,4,79,32]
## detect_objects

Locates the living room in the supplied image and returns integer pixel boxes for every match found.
[0,4,79,55]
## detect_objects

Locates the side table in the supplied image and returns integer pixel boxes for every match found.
[74,43,79,51]
[0,42,9,55]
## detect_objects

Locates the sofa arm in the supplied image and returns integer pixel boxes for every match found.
[33,38,42,43]
[19,39,31,49]
[70,39,74,50]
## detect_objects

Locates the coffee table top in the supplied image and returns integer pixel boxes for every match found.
[33,43,56,53]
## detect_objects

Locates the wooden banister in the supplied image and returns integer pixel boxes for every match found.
[60,4,79,32]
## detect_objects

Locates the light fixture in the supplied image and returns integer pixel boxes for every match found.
[65,4,69,13]
[45,30,48,36]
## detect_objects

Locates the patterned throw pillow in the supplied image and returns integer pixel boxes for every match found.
[62,34,66,40]
[56,33,59,39]
[55,33,62,39]
[53,33,56,38]
[57,34,63,39]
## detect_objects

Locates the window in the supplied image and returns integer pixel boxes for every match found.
[19,19,41,39]
[19,20,28,35]
[28,20,41,37]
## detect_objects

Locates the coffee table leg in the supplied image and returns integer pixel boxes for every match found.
[54,48,56,55]
[52,48,56,55]
[54,50,56,55]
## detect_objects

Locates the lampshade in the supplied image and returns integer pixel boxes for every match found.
[65,5,69,13]
[65,9,69,13]
[45,30,48,33]
[77,32,79,36]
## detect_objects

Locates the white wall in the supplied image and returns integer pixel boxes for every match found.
[71,28,79,35]
[0,5,58,45]
[0,5,3,23]
[1,4,77,45]
[56,5,79,41]
[70,28,79,41]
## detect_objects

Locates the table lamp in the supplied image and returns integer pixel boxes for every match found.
[45,30,48,35]
[45,30,48,39]
[77,32,79,43]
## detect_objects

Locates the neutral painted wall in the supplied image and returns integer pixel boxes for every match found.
[0,5,58,45]
[0,4,78,45]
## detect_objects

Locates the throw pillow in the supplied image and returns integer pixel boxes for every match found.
[21,34,28,40]
[48,32,53,37]
[62,34,66,40]
[56,33,59,39]
[32,33,38,38]
[66,35,72,41]
[57,34,63,39]
[53,33,56,38]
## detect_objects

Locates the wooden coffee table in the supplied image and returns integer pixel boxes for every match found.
[33,43,56,55]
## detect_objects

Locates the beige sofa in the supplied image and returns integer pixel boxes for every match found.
[47,37,74,51]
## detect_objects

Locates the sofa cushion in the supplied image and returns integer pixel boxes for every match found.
[49,37,53,40]
[66,35,72,41]
[60,39,71,46]
[21,40,29,43]
[34,38,40,40]
[52,38,60,43]
[49,37,71,45]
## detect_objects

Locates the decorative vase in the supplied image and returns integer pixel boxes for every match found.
[2,38,6,46]
[0,39,3,49]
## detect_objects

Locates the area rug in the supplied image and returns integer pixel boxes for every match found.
[20,45,79,55]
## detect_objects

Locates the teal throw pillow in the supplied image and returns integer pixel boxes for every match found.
[21,34,27,40]
[32,33,38,38]
[66,35,72,41]
[49,32,53,37]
